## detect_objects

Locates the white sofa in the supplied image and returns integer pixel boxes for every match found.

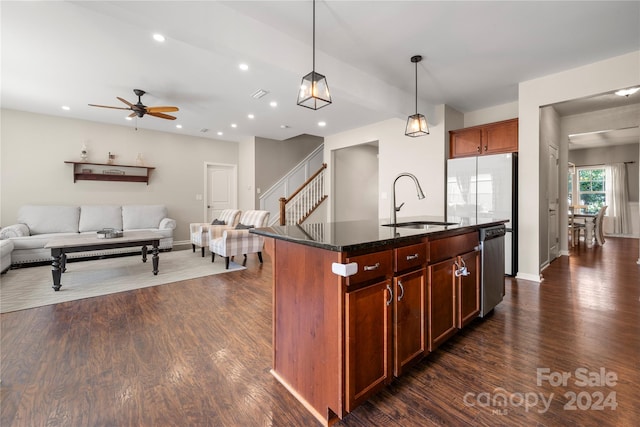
[0,204,176,266]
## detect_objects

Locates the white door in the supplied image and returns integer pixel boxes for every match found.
[548,145,559,260]
[205,163,237,222]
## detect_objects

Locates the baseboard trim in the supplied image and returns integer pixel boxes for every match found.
[515,272,543,283]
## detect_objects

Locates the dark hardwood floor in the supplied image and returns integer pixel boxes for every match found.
[2,238,639,426]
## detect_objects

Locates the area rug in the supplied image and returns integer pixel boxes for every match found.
[0,249,245,313]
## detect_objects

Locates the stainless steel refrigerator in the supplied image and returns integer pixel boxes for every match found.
[446,153,517,275]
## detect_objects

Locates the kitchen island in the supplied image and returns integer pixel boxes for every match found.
[251,217,506,426]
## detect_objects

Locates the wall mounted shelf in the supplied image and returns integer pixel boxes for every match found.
[64,161,155,185]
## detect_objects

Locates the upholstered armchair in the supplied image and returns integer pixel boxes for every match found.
[189,209,241,257]
[209,210,270,269]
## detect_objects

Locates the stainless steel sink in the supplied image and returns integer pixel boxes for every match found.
[381,221,458,229]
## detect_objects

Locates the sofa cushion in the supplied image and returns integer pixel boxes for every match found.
[17,205,80,235]
[122,205,167,230]
[79,205,123,232]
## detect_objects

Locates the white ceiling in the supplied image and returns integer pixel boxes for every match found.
[2,1,639,142]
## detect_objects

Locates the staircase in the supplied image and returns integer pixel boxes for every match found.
[259,145,327,226]
[279,163,327,225]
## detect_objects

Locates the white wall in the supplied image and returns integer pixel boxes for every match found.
[333,143,379,222]
[518,50,640,281]
[324,108,446,223]
[464,101,519,128]
[0,109,239,245]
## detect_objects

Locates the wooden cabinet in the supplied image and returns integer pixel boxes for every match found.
[428,258,457,351]
[345,279,392,412]
[456,250,481,328]
[393,268,427,377]
[449,118,518,158]
[428,232,480,351]
[64,161,155,184]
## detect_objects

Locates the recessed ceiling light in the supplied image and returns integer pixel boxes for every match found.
[217,131,223,136]
[231,123,237,128]
[615,87,640,97]
[318,121,326,127]
[153,33,165,42]
[248,114,255,119]
[239,63,249,71]
[61,106,70,111]
[280,125,290,129]
[176,124,182,129]
[270,101,278,107]
[125,117,133,121]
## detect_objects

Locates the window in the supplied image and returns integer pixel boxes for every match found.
[576,167,606,213]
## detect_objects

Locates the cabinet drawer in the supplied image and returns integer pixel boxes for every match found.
[394,243,427,273]
[346,250,393,286]
[429,232,479,264]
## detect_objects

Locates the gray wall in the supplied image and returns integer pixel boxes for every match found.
[1,109,239,245]
[569,144,639,202]
[254,134,323,208]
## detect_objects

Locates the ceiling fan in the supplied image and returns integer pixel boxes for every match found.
[89,89,179,120]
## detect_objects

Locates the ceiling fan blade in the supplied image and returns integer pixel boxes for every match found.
[117,97,134,107]
[88,104,131,111]
[128,112,137,118]
[146,106,179,113]
[147,112,177,120]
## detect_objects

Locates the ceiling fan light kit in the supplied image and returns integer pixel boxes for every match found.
[89,89,179,120]
[297,0,332,110]
[405,55,429,137]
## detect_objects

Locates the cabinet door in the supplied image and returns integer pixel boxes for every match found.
[393,268,427,377]
[345,280,392,412]
[428,258,457,351]
[456,250,481,328]
[450,128,482,158]
[484,119,518,154]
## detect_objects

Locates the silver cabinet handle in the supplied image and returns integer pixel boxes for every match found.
[386,284,393,306]
[406,253,419,261]
[364,262,380,271]
[397,280,404,301]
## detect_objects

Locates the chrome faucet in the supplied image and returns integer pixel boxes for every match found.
[392,172,425,225]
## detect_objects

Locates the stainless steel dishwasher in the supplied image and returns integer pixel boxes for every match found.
[479,224,506,317]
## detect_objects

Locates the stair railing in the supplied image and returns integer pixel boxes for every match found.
[280,163,327,225]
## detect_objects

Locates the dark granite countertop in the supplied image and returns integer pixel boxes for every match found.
[250,216,507,253]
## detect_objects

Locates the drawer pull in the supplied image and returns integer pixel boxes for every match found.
[406,253,419,261]
[364,262,380,271]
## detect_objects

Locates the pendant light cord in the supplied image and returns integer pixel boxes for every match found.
[312,0,316,72]
[414,61,418,114]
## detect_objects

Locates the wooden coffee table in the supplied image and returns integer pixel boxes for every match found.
[44,231,162,291]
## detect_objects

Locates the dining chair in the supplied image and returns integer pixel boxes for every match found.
[568,207,585,247]
[593,205,608,246]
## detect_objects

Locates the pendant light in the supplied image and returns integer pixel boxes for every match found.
[405,55,429,137]
[297,0,331,110]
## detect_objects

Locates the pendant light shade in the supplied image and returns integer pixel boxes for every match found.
[297,0,331,110]
[298,71,331,109]
[405,55,429,137]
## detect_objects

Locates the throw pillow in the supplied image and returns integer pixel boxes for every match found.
[235,223,254,230]
[211,219,226,225]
